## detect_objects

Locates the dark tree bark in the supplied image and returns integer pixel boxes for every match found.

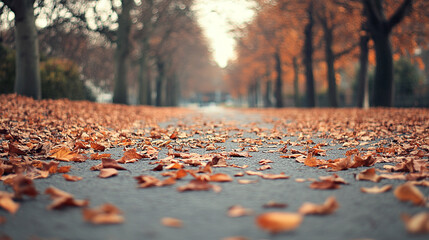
[356,21,370,108]
[155,58,165,106]
[363,0,412,107]
[274,51,283,108]
[112,0,133,104]
[293,56,300,107]
[303,2,316,107]
[3,0,41,99]
[137,37,149,105]
[320,14,338,107]
[264,79,273,108]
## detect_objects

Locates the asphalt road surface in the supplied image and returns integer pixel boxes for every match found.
[1,106,428,240]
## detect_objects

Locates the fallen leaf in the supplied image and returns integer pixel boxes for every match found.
[177,179,219,192]
[238,179,258,184]
[0,191,19,214]
[57,166,72,173]
[98,168,118,178]
[118,148,145,163]
[245,171,263,176]
[90,142,105,151]
[401,212,429,234]
[360,185,392,194]
[394,183,426,206]
[258,165,272,171]
[229,152,251,158]
[309,180,341,190]
[101,158,126,170]
[10,174,38,199]
[298,196,339,215]
[83,203,124,224]
[45,186,89,209]
[161,217,183,228]
[261,173,289,180]
[209,173,233,182]
[259,159,273,165]
[63,174,83,182]
[90,153,111,160]
[263,201,288,209]
[255,212,303,233]
[356,168,382,182]
[227,205,253,217]
[49,146,85,162]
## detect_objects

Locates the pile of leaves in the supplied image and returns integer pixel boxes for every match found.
[0,94,428,238]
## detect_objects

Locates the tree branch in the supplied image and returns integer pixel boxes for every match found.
[363,0,383,28]
[387,0,412,32]
[334,42,359,59]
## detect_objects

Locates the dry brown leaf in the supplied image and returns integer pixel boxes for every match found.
[356,168,382,182]
[401,212,429,234]
[309,180,341,190]
[209,173,233,182]
[255,212,303,234]
[394,183,426,206]
[258,165,272,171]
[118,148,145,163]
[90,153,111,160]
[234,172,245,177]
[238,179,258,184]
[245,171,263,176]
[57,166,72,173]
[259,159,273,165]
[165,162,184,170]
[49,147,85,162]
[298,196,339,215]
[101,158,126,170]
[45,186,89,209]
[263,201,288,209]
[62,174,83,182]
[261,173,289,180]
[161,217,183,228]
[9,174,38,199]
[177,179,220,192]
[227,205,253,217]
[98,168,118,178]
[229,152,251,158]
[90,142,105,152]
[0,191,19,214]
[83,203,124,224]
[360,185,392,194]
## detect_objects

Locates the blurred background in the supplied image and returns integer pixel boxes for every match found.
[0,0,428,108]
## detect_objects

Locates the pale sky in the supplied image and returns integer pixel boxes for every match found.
[193,0,255,68]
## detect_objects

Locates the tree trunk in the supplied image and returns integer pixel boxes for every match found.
[303,2,316,107]
[264,79,273,108]
[137,38,149,105]
[13,1,41,99]
[293,57,300,107]
[323,25,338,107]
[274,51,283,108]
[155,59,165,106]
[372,32,394,107]
[112,0,132,104]
[357,30,370,108]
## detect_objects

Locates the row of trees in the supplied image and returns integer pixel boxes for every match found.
[0,0,220,105]
[226,0,429,107]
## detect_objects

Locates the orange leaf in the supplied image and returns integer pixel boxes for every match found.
[98,168,118,178]
[90,153,111,160]
[45,186,89,209]
[118,149,145,163]
[161,217,183,228]
[298,196,339,215]
[394,183,426,206]
[261,173,289,180]
[360,185,392,194]
[0,191,19,214]
[63,174,83,182]
[209,173,233,182]
[227,205,253,217]
[57,166,71,173]
[83,203,124,224]
[401,212,429,234]
[309,180,341,190]
[255,212,303,233]
[90,142,105,151]
[355,168,382,182]
[49,147,86,162]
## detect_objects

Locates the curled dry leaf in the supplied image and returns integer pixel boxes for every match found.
[298,196,339,215]
[57,166,71,173]
[177,179,220,192]
[10,174,38,199]
[309,180,341,190]
[118,148,145,163]
[0,191,19,214]
[261,173,289,180]
[255,212,303,234]
[263,201,288,209]
[258,165,272,171]
[62,174,83,182]
[90,142,105,152]
[229,152,251,158]
[227,205,253,217]
[394,183,426,206]
[90,153,111,160]
[356,168,382,182]
[83,203,124,224]
[98,168,118,178]
[45,186,89,210]
[161,217,183,228]
[209,173,233,182]
[259,159,273,165]
[49,146,86,162]
[401,212,429,234]
[101,158,126,170]
[238,179,258,184]
[234,172,245,177]
[360,185,392,194]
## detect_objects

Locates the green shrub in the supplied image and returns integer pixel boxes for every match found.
[0,44,15,94]
[40,58,95,101]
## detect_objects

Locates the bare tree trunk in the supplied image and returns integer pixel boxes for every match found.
[304,2,316,107]
[137,38,149,105]
[264,79,273,108]
[274,51,283,108]
[112,0,132,104]
[322,23,338,107]
[155,59,165,106]
[357,27,370,108]
[10,0,41,99]
[293,56,300,107]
